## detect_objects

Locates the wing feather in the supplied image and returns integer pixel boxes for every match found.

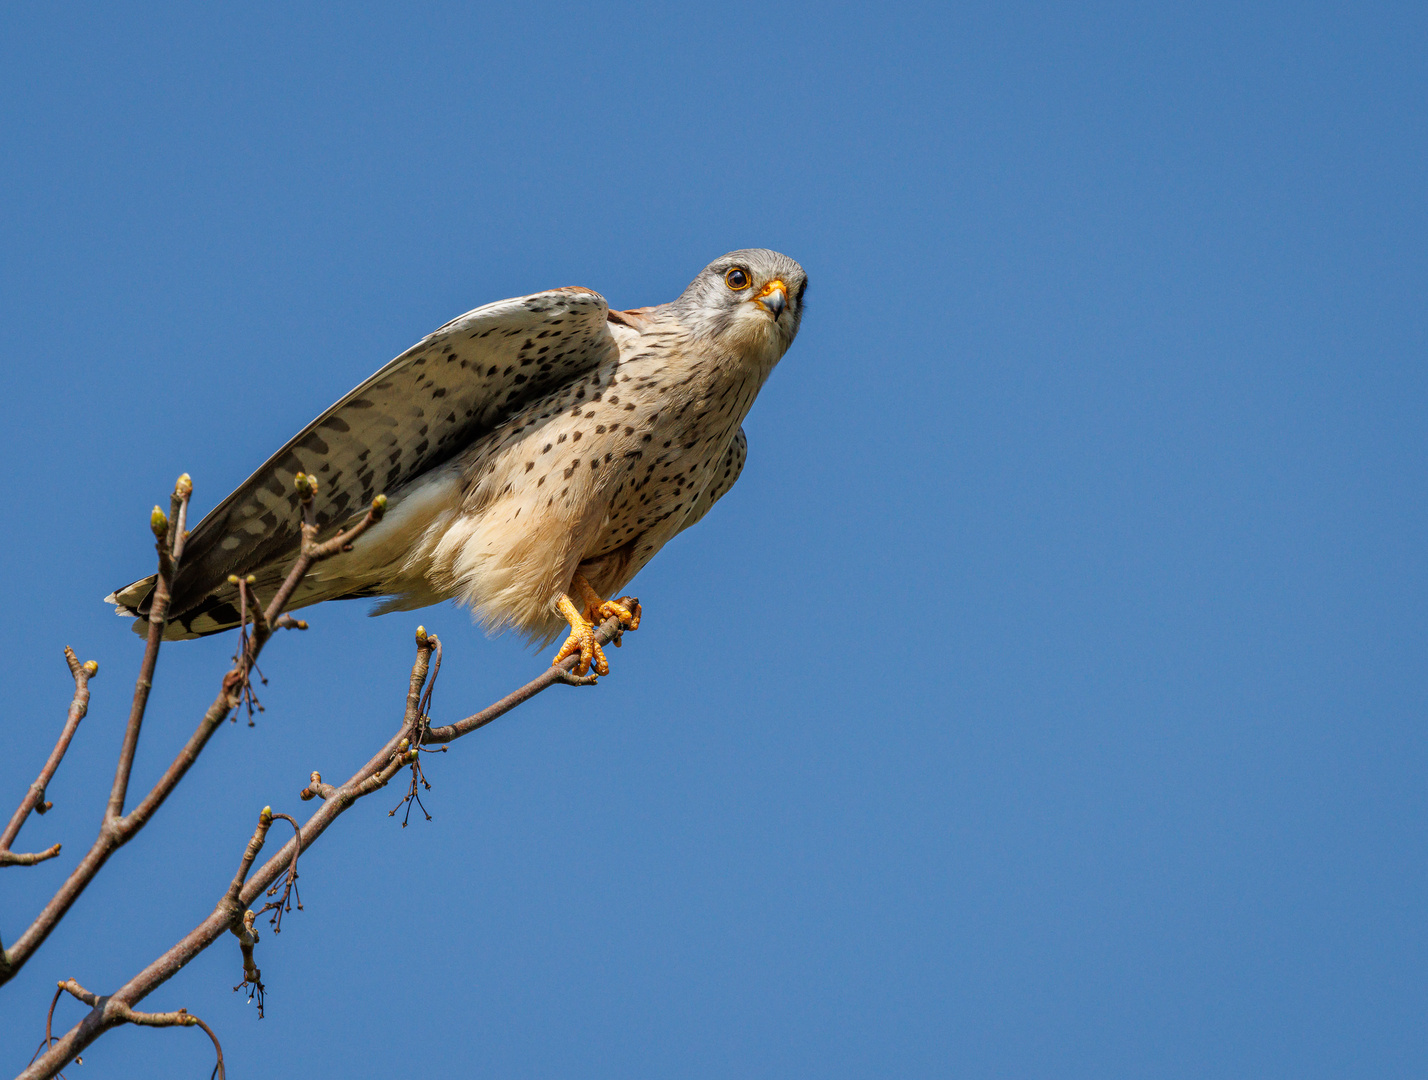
[116,287,616,621]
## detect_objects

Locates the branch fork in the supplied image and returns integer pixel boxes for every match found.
[1,650,98,870]
[10,471,638,1080]
[2,473,381,985]
[30,977,225,1080]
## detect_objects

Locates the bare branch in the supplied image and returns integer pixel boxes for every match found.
[229,909,264,1019]
[260,479,386,632]
[108,476,191,823]
[227,577,268,723]
[1,649,97,868]
[31,979,226,1080]
[220,480,386,721]
[255,813,302,933]
[0,845,64,869]
[55,978,101,1008]
[1,483,388,987]
[19,614,627,1079]
[424,622,613,744]
[225,807,275,908]
[24,984,65,1070]
[298,771,336,802]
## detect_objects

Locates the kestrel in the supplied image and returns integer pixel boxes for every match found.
[107,250,807,675]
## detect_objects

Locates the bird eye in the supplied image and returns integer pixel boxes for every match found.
[725,267,751,291]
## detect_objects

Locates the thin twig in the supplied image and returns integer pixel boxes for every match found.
[225,808,274,908]
[298,771,336,801]
[263,478,387,629]
[1,649,98,868]
[0,845,64,869]
[43,978,226,1079]
[256,813,302,933]
[230,909,264,1018]
[228,576,267,723]
[18,614,625,1080]
[108,477,191,823]
[391,633,442,825]
[1,482,387,988]
[25,985,65,1071]
[221,479,385,719]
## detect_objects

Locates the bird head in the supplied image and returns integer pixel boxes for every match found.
[671,249,807,368]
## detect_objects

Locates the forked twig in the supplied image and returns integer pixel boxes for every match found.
[1,650,98,869]
[19,612,627,1080]
[256,813,303,933]
[9,464,641,1080]
[391,631,444,826]
[36,978,225,1080]
[2,476,386,988]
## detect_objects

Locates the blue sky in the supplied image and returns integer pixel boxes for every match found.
[1,2,1424,1077]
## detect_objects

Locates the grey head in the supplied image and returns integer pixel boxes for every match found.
[668,249,808,366]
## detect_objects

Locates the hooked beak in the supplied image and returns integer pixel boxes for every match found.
[754,279,788,320]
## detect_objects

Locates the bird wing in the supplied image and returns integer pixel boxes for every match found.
[112,287,617,621]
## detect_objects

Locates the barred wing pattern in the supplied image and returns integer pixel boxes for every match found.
[110,287,616,635]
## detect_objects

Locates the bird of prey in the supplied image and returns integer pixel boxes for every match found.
[107,249,807,676]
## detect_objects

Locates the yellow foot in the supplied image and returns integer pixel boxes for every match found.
[572,573,642,641]
[552,594,608,677]
[593,596,641,643]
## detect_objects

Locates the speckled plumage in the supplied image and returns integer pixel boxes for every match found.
[108,250,806,645]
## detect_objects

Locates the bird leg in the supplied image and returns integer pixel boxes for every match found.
[551,573,642,676]
[553,594,606,677]
[571,572,642,636]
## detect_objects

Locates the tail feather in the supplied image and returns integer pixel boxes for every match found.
[104,570,375,640]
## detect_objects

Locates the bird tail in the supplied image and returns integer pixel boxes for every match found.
[104,570,371,640]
